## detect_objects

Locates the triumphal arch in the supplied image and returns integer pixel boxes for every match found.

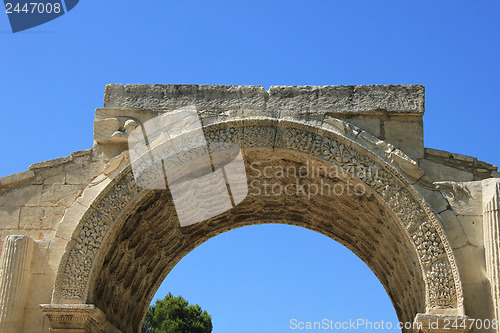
[0,84,498,333]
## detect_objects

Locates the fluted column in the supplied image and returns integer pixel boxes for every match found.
[484,181,500,326]
[0,235,35,333]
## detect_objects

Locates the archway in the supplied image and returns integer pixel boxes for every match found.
[50,118,464,332]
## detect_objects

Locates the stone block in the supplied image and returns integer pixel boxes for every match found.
[74,176,111,209]
[43,173,66,185]
[268,84,425,114]
[54,202,89,240]
[441,181,483,216]
[21,307,48,333]
[419,159,474,182]
[0,206,20,229]
[482,178,500,204]
[340,116,381,137]
[24,274,54,308]
[19,206,65,230]
[70,152,93,166]
[71,149,93,158]
[0,185,42,207]
[453,245,487,285]
[383,117,424,159]
[40,184,84,207]
[462,283,495,332]
[103,84,425,115]
[412,183,449,213]
[29,156,71,170]
[451,153,475,163]
[0,229,53,242]
[0,170,35,188]
[34,164,66,185]
[31,239,51,274]
[457,215,483,247]
[65,162,103,185]
[47,236,70,273]
[437,210,468,249]
[425,148,451,159]
[103,84,268,113]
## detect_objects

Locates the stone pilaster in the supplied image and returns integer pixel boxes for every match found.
[0,235,35,333]
[484,180,500,325]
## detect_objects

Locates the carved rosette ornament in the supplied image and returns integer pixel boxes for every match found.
[60,210,110,299]
[58,173,140,301]
[55,117,463,315]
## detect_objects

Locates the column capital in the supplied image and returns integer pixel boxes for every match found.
[415,313,472,333]
[39,304,121,333]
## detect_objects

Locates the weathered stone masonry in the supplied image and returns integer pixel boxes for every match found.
[0,84,498,333]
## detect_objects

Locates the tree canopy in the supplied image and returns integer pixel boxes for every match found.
[142,293,212,333]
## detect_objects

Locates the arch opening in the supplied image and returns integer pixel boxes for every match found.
[152,223,401,333]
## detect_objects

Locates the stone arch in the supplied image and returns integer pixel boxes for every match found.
[51,117,465,332]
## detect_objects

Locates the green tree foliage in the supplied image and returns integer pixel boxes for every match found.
[142,293,212,333]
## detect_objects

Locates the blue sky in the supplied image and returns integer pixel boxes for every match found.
[1,1,499,332]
